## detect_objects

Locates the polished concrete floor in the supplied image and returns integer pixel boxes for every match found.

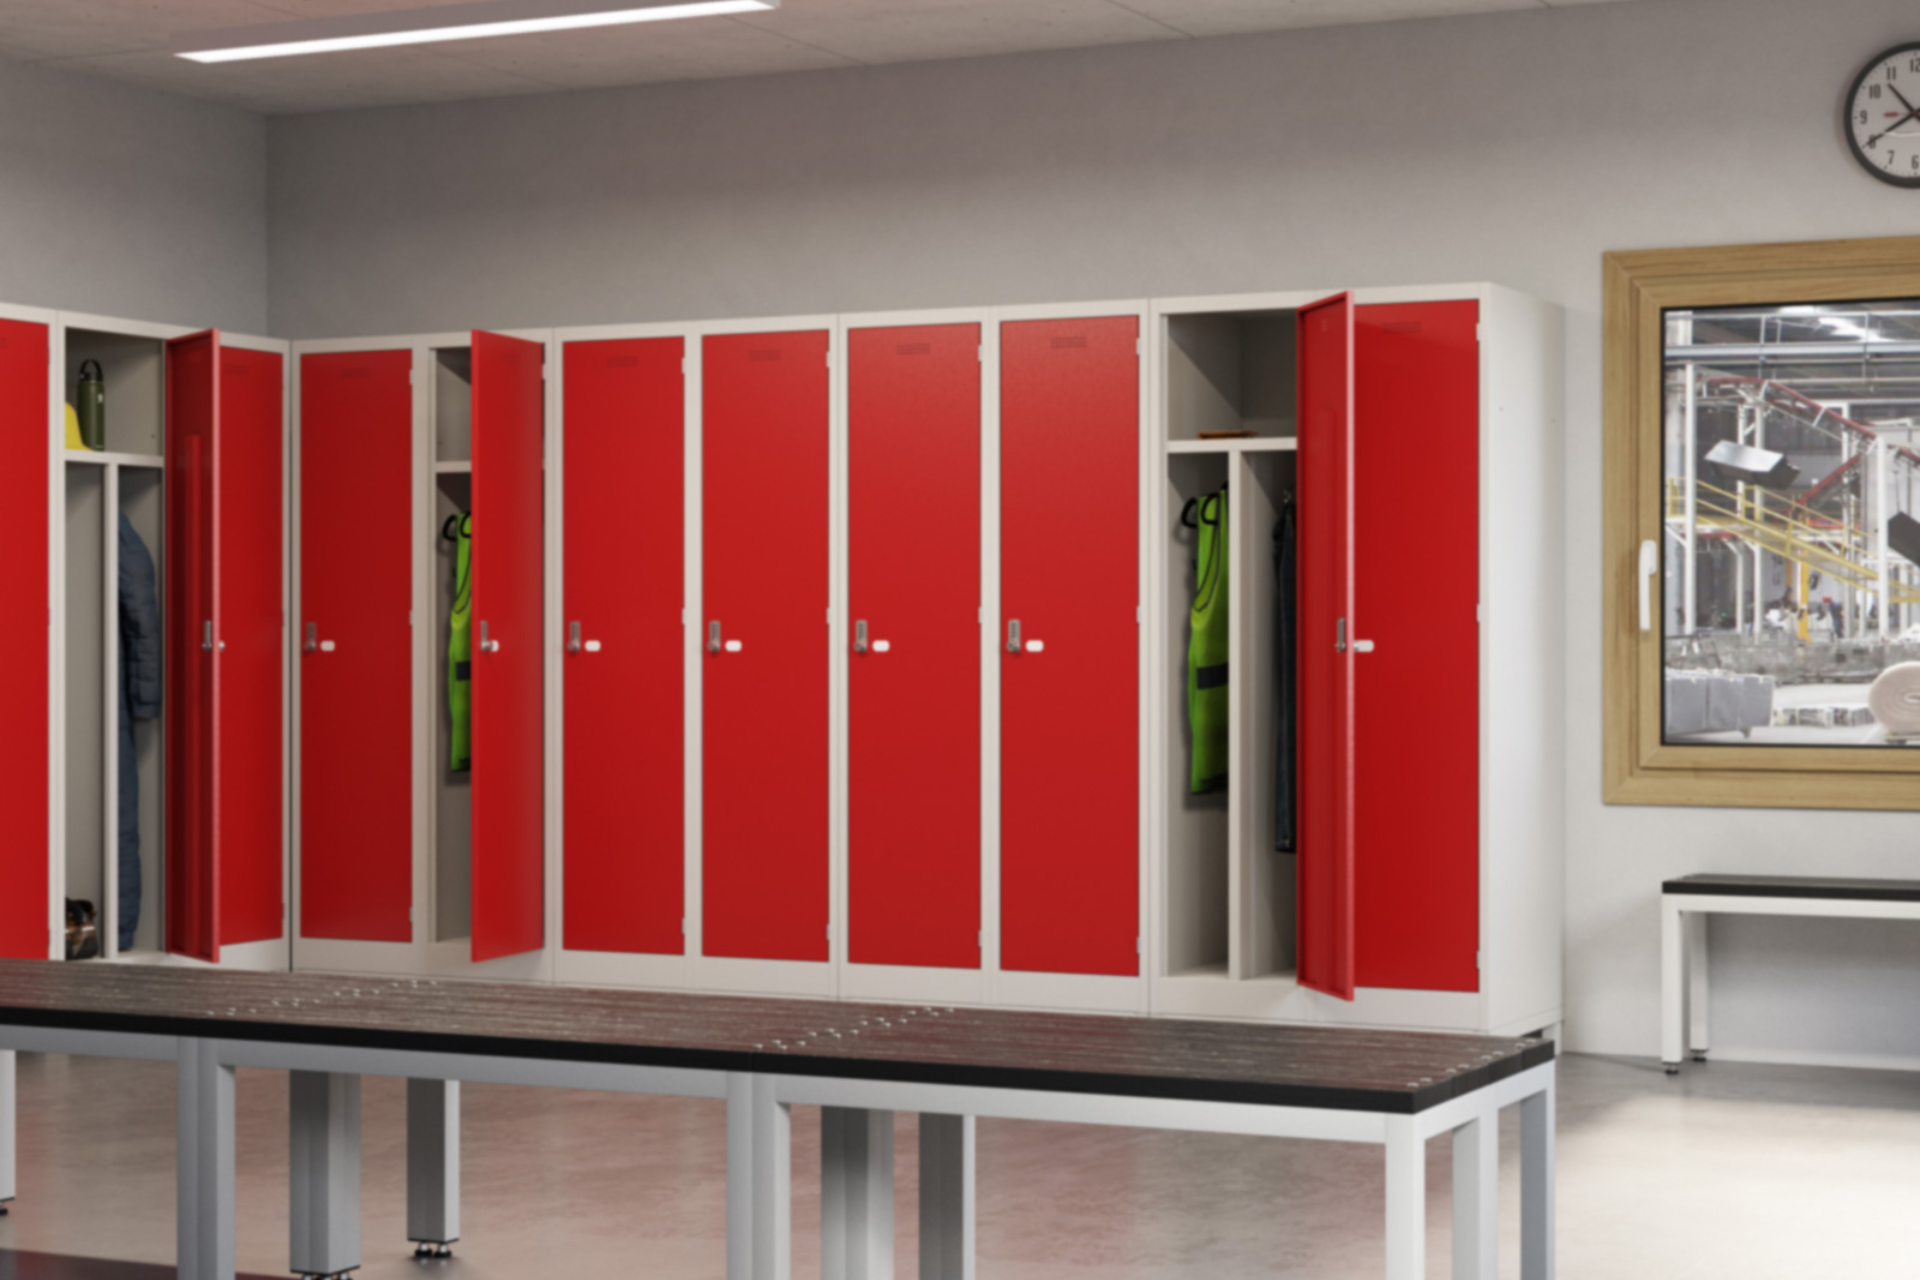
[2,1051,1917,1278]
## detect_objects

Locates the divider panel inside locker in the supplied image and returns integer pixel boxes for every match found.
[1353,301,1481,991]
[216,346,285,947]
[999,316,1139,977]
[1295,293,1357,1001]
[0,318,49,959]
[300,350,413,943]
[563,336,684,955]
[702,330,830,963]
[848,323,981,969]
[165,331,219,962]
[469,331,546,963]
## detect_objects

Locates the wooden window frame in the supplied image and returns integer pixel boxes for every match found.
[1605,234,1920,810]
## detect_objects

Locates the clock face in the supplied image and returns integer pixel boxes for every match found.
[1847,43,1920,187]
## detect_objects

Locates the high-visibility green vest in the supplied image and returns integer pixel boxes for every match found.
[1188,486,1228,793]
[448,513,472,773]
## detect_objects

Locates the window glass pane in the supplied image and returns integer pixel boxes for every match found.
[1662,300,1920,746]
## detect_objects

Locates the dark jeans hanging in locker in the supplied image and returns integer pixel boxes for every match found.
[117,511,161,951]
[1273,497,1296,854]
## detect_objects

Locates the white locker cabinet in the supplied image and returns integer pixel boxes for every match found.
[1149,284,1564,1035]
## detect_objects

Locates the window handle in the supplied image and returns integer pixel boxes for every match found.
[1638,539,1659,633]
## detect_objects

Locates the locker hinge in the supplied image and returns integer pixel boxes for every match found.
[1136,936,1143,956]
[1476,604,1482,624]
[1137,605,1142,624]
[1136,338,1142,356]
[1476,951,1483,970]
[825,606,833,626]
[410,610,415,627]
[978,931,984,948]
[681,608,687,626]
[825,922,834,942]
[1476,323,1484,342]
[682,918,687,936]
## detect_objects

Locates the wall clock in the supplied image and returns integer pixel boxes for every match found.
[1847,43,1920,187]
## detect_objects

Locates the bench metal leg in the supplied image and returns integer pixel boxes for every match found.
[0,1049,15,1214]
[178,1039,236,1280]
[290,1071,362,1280]
[1660,897,1686,1072]
[1384,1115,1425,1280]
[822,1108,893,1280]
[1521,1075,1556,1280]
[407,1078,460,1255]
[1687,913,1711,1061]
[728,1073,791,1280]
[918,1114,975,1280]
[1451,1113,1497,1280]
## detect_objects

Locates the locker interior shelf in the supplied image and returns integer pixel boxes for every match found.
[432,460,473,475]
[1164,310,1298,443]
[64,450,165,469]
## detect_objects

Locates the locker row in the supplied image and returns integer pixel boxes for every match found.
[0,284,1565,1034]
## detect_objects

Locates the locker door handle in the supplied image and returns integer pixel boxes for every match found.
[707,620,723,654]
[567,621,582,654]
[304,622,318,653]
[479,621,500,654]
[1335,617,1346,654]
[853,620,868,654]
[1006,619,1021,654]
[203,620,219,653]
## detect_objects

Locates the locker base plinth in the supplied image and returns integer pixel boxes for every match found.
[412,1241,455,1259]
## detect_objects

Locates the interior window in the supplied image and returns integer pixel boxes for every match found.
[1662,300,1920,746]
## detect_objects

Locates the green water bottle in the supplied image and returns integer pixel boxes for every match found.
[75,359,105,452]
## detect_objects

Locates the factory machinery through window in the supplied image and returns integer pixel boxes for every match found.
[1663,300,1920,746]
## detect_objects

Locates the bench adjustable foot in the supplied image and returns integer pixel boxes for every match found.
[1690,1050,1708,1063]
[413,1242,455,1260]
[296,1272,358,1280]
[1663,1062,1681,1075]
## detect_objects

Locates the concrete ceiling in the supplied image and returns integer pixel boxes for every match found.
[1,0,1650,115]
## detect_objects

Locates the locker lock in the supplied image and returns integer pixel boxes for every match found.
[707,620,723,654]
[304,622,318,654]
[567,621,582,654]
[853,620,868,654]
[1006,619,1021,654]
[202,620,222,653]
[479,621,500,654]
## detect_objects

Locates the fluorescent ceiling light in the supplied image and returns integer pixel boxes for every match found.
[174,0,777,64]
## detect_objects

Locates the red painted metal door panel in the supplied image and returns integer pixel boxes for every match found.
[470,331,546,962]
[563,337,684,955]
[1296,293,1356,1001]
[216,346,285,947]
[999,316,1139,977]
[166,332,219,962]
[300,350,413,943]
[1353,301,1480,992]
[848,324,981,969]
[702,330,830,963]
[0,318,49,960]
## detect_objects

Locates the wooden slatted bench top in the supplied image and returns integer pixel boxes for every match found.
[1663,874,1920,902]
[0,960,1550,1115]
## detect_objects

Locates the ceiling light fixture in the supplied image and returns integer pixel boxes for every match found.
[174,0,778,64]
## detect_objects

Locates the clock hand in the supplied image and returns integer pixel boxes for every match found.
[1889,82,1919,115]
[1865,104,1920,149]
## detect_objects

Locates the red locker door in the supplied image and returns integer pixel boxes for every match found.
[1296,293,1357,1000]
[216,346,285,947]
[1353,301,1480,991]
[848,324,981,969]
[470,331,546,962]
[0,318,49,960]
[166,332,220,962]
[563,337,684,955]
[999,316,1139,977]
[300,350,413,942]
[702,330,830,962]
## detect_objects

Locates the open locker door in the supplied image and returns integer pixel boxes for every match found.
[1296,293,1357,1000]
[165,332,220,962]
[469,331,546,962]
[0,318,50,960]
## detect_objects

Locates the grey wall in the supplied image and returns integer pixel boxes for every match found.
[0,54,267,332]
[267,0,1920,1064]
